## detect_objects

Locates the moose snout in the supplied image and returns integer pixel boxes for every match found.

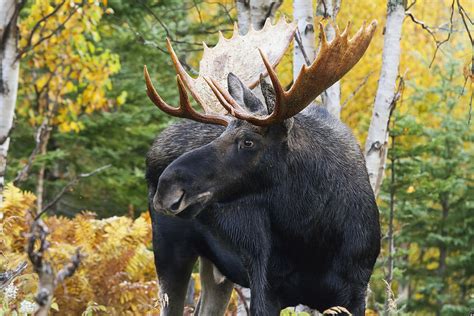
[154,184,186,214]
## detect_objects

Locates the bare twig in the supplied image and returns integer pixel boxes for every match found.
[207,1,235,25]
[13,118,51,185]
[17,4,81,59]
[36,164,111,219]
[20,0,67,57]
[27,219,82,316]
[468,90,473,124]
[457,0,473,45]
[294,28,312,66]
[138,0,172,39]
[406,0,416,11]
[405,12,438,42]
[341,72,374,108]
[319,0,328,18]
[405,0,455,68]
[192,0,203,25]
[0,261,27,289]
[234,286,250,315]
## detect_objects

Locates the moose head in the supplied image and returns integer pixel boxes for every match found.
[145,20,377,216]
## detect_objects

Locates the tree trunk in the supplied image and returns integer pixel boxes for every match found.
[383,133,396,315]
[0,0,22,205]
[396,242,410,306]
[364,0,404,197]
[236,0,282,35]
[293,0,316,80]
[36,128,51,212]
[293,1,319,315]
[236,0,251,34]
[235,3,282,313]
[316,0,342,118]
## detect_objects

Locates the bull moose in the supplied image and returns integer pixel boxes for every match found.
[145,19,381,316]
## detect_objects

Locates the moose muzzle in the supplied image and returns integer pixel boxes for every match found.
[153,184,187,214]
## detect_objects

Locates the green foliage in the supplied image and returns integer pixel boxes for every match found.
[5,1,473,314]
[8,0,237,216]
[375,58,473,314]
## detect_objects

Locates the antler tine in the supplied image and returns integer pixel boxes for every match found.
[204,51,287,126]
[144,65,180,116]
[144,65,229,126]
[318,22,328,49]
[203,77,238,116]
[145,18,297,125]
[165,38,216,115]
[206,21,377,127]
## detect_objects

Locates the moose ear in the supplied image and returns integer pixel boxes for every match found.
[227,72,265,113]
[259,74,276,114]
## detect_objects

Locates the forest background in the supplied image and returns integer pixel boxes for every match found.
[0,0,472,315]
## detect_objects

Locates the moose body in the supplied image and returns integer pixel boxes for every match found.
[147,103,380,315]
[144,19,380,315]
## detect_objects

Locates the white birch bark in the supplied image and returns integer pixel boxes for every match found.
[316,0,342,118]
[250,0,282,30]
[236,0,251,35]
[235,3,282,313]
[293,0,316,80]
[292,2,322,315]
[236,0,282,35]
[0,0,21,205]
[364,0,404,197]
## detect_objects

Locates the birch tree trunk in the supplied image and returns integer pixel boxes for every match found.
[0,0,22,205]
[364,0,404,197]
[36,128,51,211]
[293,0,316,81]
[236,0,251,34]
[293,2,319,314]
[236,0,282,35]
[235,2,282,313]
[316,0,342,118]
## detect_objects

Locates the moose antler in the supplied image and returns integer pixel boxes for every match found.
[206,20,378,126]
[144,18,297,126]
[144,65,231,126]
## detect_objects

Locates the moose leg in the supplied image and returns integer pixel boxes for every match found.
[151,214,198,316]
[194,257,234,316]
[247,258,281,316]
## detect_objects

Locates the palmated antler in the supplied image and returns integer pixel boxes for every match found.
[144,18,297,126]
[206,21,378,126]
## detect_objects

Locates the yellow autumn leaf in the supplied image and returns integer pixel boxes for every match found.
[116,91,127,105]
[406,185,415,193]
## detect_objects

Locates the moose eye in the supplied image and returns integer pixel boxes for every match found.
[241,139,254,148]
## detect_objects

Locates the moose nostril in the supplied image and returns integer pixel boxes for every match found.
[169,190,185,212]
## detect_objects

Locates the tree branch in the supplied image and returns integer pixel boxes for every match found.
[341,71,374,108]
[36,164,111,219]
[406,0,416,10]
[20,0,67,58]
[138,0,172,39]
[13,118,51,186]
[234,286,250,316]
[0,261,27,290]
[294,28,312,66]
[457,0,473,45]
[17,3,81,60]
[405,0,455,68]
[27,219,82,316]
